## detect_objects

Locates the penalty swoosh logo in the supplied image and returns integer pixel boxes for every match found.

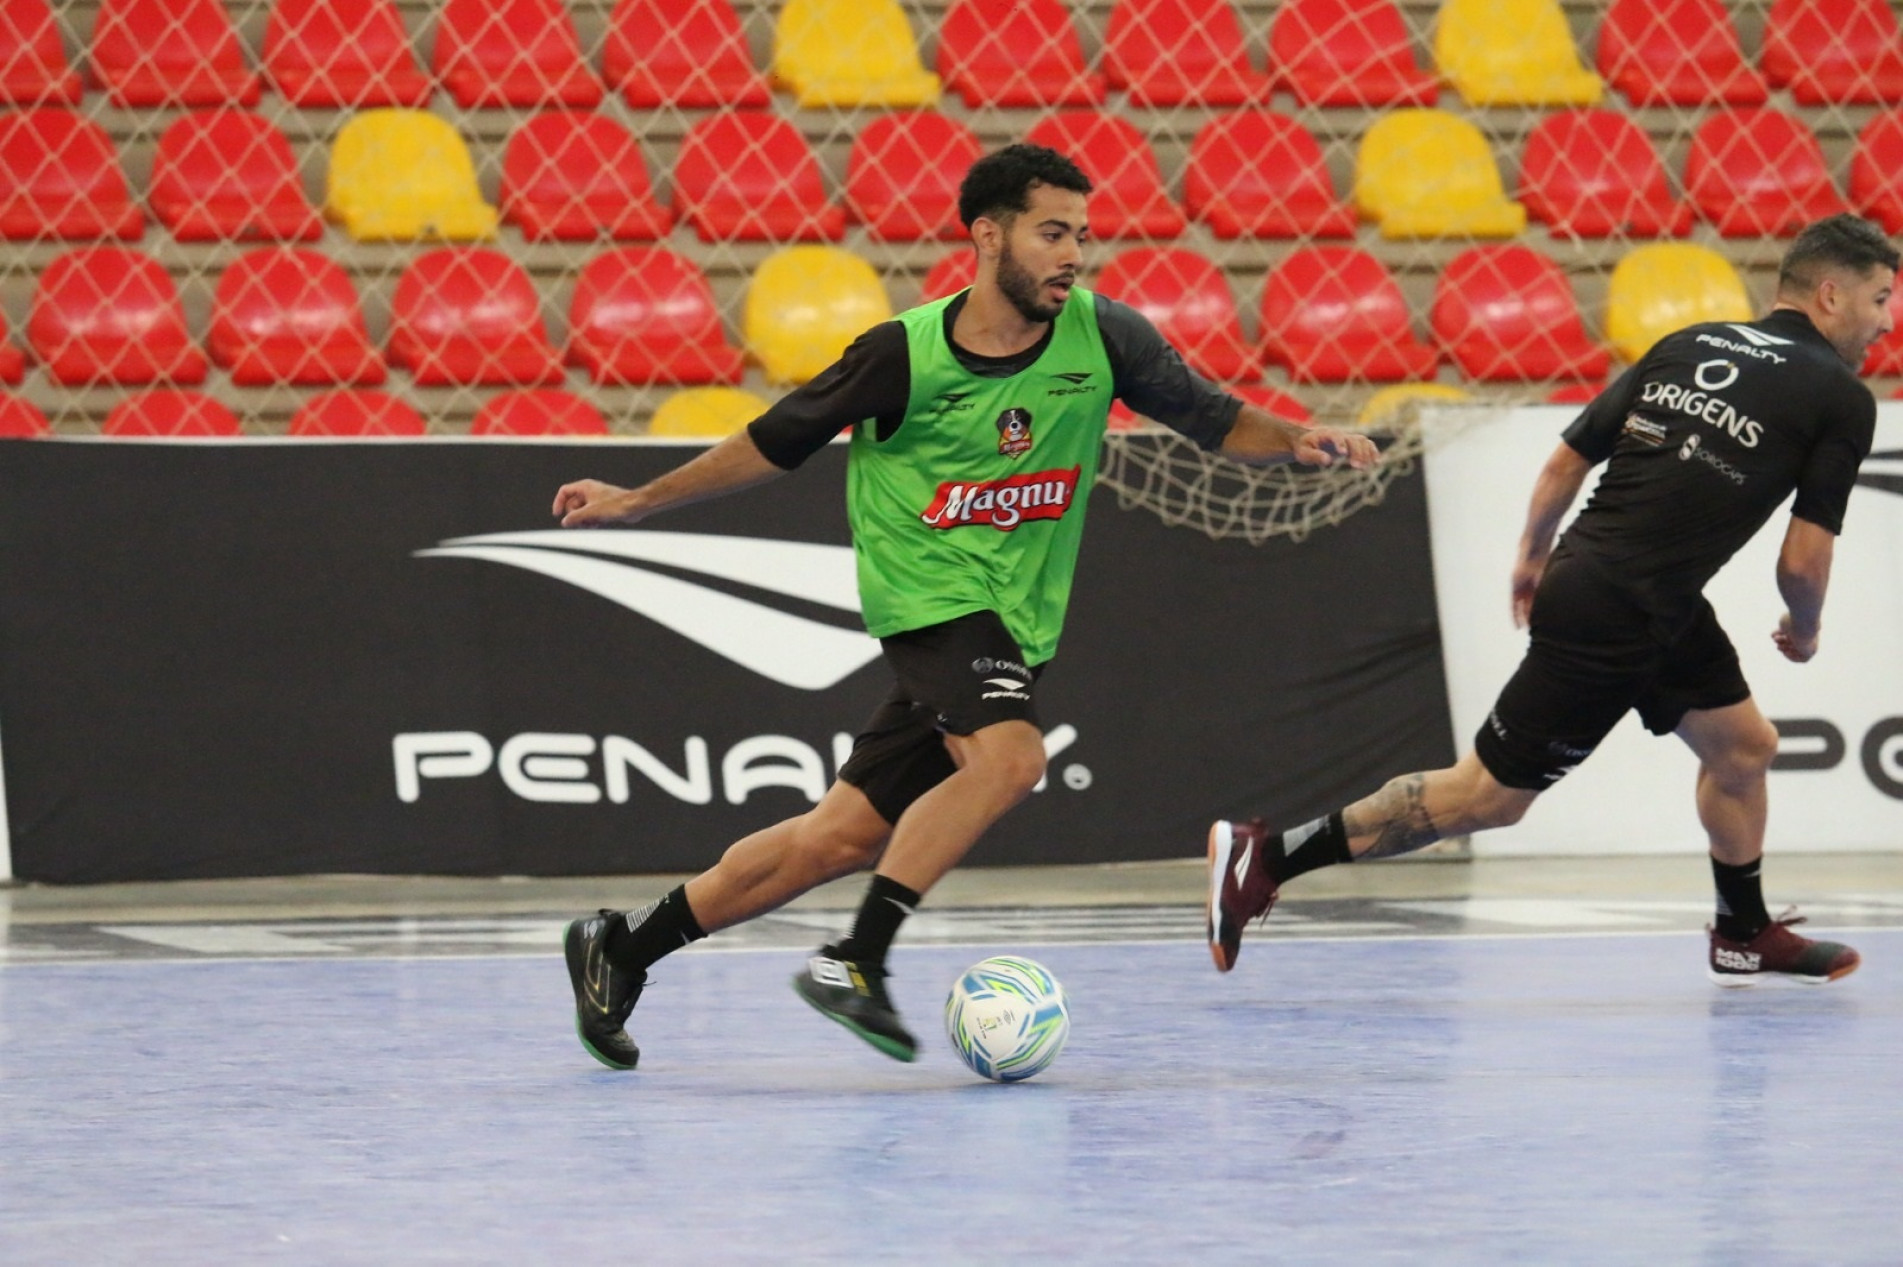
[415,530,880,691]
[1855,448,1903,498]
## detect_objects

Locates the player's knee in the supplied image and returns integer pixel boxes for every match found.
[1711,721,1779,786]
[972,732,1047,801]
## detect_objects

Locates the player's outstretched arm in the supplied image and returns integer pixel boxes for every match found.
[1218,405,1378,469]
[1510,442,1595,627]
[1773,516,1836,663]
[552,429,787,528]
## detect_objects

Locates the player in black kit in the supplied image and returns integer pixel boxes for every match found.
[1208,214,1897,986]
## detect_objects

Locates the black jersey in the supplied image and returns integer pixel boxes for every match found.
[1558,308,1875,625]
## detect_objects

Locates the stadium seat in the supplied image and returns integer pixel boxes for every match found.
[1852,110,1903,233]
[920,250,976,302]
[2,0,82,103]
[289,388,426,436]
[1762,0,1903,106]
[388,247,564,386]
[149,110,322,242]
[209,248,385,386]
[0,310,22,383]
[470,389,608,436]
[102,389,241,436]
[1094,247,1260,383]
[648,386,770,438]
[28,247,206,386]
[326,110,498,241]
[1024,112,1186,240]
[1434,0,1601,106]
[673,112,846,243]
[1355,110,1525,238]
[744,246,891,385]
[1684,108,1847,238]
[936,0,1104,108]
[603,0,769,108]
[0,108,143,240]
[566,247,745,386]
[1860,285,1903,374]
[88,0,260,107]
[847,111,981,242]
[1184,110,1356,239]
[1430,245,1610,383]
[262,0,431,108]
[1356,382,1470,429]
[774,0,938,107]
[501,113,672,242]
[433,0,601,108]
[1546,381,1602,405]
[1519,109,1693,239]
[0,394,49,436]
[1260,247,1439,384]
[1102,0,1271,107]
[1266,0,1437,107]
[1596,0,1767,107]
[1604,243,1751,362]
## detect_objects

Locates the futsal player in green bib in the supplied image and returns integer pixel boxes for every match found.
[553,144,1377,1070]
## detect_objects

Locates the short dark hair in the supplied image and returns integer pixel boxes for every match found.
[957,143,1092,230]
[1778,214,1900,293]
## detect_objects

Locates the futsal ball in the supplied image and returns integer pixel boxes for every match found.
[944,956,1070,1082]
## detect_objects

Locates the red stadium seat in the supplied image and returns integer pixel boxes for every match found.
[921,250,976,302]
[2,0,82,104]
[263,0,431,108]
[936,0,1104,108]
[1431,245,1610,382]
[1859,285,1903,374]
[89,0,260,107]
[0,309,23,382]
[28,247,206,386]
[1094,247,1260,382]
[0,109,142,240]
[673,111,846,242]
[289,389,426,436]
[1023,112,1186,240]
[149,111,322,242]
[1185,111,1355,239]
[566,247,744,386]
[1103,0,1271,107]
[389,247,564,387]
[1685,108,1847,238]
[432,0,602,109]
[210,248,384,386]
[102,389,241,436]
[1267,0,1437,107]
[1259,247,1438,384]
[0,393,49,435]
[471,389,607,436]
[1762,0,1903,106]
[847,112,981,243]
[1852,109,1903,233]
[603,0,768,108]
[1597,0,1766,107]
[1520,109,1693,239]
[501,112,672,242]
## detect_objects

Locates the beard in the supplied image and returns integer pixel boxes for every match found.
[997,242,1069,324]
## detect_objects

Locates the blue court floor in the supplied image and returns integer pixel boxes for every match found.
[2,921,1898,1265]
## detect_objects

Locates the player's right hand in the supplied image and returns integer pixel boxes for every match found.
[1772,613,1820,663]
[552,479,638,528]
[1509,557,1545,628]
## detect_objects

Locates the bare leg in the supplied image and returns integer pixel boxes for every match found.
[683,779,892,933]
[874,719,1047,893]
[1675,699,1779,866]
[1341,750,1541,860]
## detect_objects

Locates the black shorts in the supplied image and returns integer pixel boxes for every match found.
[1474,552,1751,791]
[837,610,1043,825]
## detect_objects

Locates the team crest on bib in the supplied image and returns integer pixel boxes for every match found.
[995,407,1033,457]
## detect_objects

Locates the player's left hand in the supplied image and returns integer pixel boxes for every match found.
[1772,613,1820,663]
[1294,428,1379,470]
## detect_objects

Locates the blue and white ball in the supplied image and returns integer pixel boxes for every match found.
[944,956,1070,1082]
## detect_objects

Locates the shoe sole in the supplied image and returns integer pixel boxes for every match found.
[1207,820,1239,974]
[565,919,638,1071]
[792,976,918,1063]
[1708,959,1861,988]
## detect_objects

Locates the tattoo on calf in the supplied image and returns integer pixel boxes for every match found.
[1344,773,1441,860]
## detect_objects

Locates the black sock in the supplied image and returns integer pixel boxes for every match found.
[1711,857,1770,942]
[833,874,922,969]
[603,885,706,975]
[1274,811,1352,882]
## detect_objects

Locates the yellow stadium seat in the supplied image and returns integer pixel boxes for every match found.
[648,387,772,438]
[326,109,498,241]
[1355,110,1527,238]
[1435,0,1602,106]
[745,246,893,385]
[1356,383,1471,429]
[774,0,940,108]
[1605,243,1751,362]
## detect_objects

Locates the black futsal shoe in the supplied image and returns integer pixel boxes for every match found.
[563,910,646,1070]
[792,946,918,1062]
